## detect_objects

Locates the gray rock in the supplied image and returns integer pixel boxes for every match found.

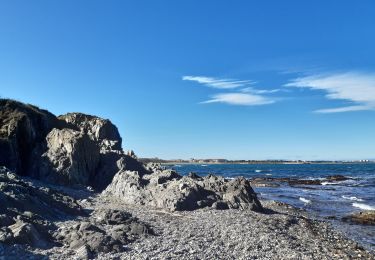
[0,167,85,248]
[9,221,48,248]
[58,113,122,151]
[104,170,263,212]
[37,128,100,186]
[55,209,152,256]
[0,99,148,189]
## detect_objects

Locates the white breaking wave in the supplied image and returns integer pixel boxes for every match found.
[299,197,311,204]
[201,165,208,167]
[321,181,343,186]
[342,195,364,202]
[174,165,182,167]
[352,203,375,211]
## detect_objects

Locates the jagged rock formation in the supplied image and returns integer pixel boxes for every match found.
[0,99,147,190]
[0,99,263,213]
[104,166,264,212]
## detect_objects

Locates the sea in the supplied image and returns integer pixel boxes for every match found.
[166,163,375,250]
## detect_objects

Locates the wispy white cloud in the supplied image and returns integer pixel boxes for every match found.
[182,75,254,89]
[285,72,375,113]
[241,87,281,94]
[201,93,275,106]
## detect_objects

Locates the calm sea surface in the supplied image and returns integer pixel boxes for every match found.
[167,163,375,250]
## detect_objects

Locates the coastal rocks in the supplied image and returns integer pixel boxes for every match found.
[55,209,152,256]
[0,167,86,248]
[0,99,147,189]
[0,166,153,256]
[103,170,263,212]
[36,112,129,189]
[342,211,375,225]
[0,99,58,175]
[37,128,100,186]
[58,113,122,151]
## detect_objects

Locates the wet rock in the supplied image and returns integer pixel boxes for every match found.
[342,211,375,225]
[104,170,263,212]
[326,175,350,181]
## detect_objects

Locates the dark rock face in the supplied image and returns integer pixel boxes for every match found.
[0,99,147,189]
[0,99,58,175]
[104,169,264,212]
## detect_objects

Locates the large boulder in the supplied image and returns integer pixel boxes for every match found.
[103,170,264,212]
[37,128,100,186]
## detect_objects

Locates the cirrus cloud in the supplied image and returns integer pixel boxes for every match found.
[201,93,275,106]
[182,75,254,89]
[183,75,279,107]
[285,72,375,113]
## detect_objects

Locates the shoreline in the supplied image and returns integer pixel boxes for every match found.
[20,195,374,259]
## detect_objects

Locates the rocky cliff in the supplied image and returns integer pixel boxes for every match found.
[0,99,147,190]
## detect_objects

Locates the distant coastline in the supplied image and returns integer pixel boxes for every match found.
[139,158,375,165]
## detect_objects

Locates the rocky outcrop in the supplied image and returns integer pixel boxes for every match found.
[37,128,101,186]
[342,211,375,225]
[103,169,264,212]
[0,99,148,189]
[0,99,59,175]
[58,113,122,151]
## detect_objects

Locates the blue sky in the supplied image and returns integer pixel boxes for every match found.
[1,1,375,160]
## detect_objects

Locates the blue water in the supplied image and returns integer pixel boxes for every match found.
[167,163,375,250]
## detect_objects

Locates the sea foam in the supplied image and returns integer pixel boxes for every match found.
[342,195,364,202]
[299,197,311,204]
[352,203,375,211]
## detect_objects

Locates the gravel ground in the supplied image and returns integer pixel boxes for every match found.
[1,194,374,260]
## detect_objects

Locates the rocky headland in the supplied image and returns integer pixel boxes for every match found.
[0,99,374,259]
